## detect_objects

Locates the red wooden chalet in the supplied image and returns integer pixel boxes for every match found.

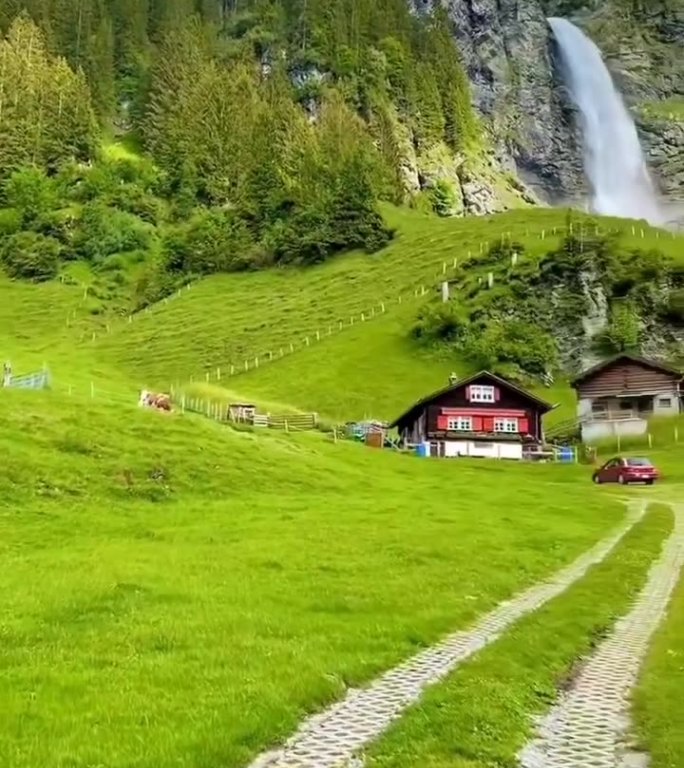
[390,371,555,460]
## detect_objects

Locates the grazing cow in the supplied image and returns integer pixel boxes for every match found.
[139,390,172,412]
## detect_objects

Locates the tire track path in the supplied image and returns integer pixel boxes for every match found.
[519,503,684,768]
[249,503,646,768]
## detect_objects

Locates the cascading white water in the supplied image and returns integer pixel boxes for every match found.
[548,17,663,225]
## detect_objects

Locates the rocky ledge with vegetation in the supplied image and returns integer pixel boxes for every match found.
[412,219,684,383]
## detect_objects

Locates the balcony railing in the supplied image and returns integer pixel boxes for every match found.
[586,408,652,423]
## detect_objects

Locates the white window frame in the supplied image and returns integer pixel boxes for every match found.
[447,416,472,431]
[494,418,518,433]
[469,385,495,403]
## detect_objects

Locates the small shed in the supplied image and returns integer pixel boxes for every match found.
[227,403,257,423]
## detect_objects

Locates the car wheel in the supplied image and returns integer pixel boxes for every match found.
[618,475,627,485]
[646,479,654,486]
[593,474,601,484]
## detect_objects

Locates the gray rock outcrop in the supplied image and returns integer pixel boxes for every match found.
[411,0,585,202]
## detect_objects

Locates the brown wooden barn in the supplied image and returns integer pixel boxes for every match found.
[571,354,682,442]
[390,371,555,460]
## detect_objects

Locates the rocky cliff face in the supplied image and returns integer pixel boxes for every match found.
[412,0,683,207]
[412,0,585,203]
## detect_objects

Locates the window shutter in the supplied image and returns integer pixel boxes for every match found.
[494,387,501,401]
[437,414,448,430]
[483,417,494,432]
[465,385,472,401]
[519,418,529,434]
[473,416,483,431]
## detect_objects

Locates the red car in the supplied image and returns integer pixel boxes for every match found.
[592,456,659,485]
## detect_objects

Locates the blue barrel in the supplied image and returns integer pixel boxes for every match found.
[558,446,574,463]
[415,443,428,458]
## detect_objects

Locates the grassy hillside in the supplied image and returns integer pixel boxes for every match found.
[91,208,683,421]
[0,388,624,768]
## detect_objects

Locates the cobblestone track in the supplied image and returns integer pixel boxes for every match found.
[248,504,646,768]
[519,503,684,768]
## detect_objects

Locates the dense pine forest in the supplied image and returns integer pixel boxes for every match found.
[0,0,482,305]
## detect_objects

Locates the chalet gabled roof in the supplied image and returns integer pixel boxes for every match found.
[388,371,555,429]
[570,354,682,388]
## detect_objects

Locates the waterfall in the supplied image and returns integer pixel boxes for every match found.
[548,17,663,225]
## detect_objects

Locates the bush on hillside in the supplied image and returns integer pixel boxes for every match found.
[464,320,558,379]
[597,301,640,353]
[1,231,60,282]
[134,260,187,310]
[106,184,165,224]
[2,167,57,227]
[164,209,256,275]
[0,208,21,237]
[412,302,469,342]
[72,203,152,261]
[429,179,458,217]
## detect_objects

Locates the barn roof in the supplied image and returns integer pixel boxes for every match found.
[570,354,682,388]
[388,371,555,428]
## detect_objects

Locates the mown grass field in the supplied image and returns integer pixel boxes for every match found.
[190,303,577,425]
[635,560,684,768]
[365,504,672,768]
[0,388,626,768]
[93,206,684,398]
[2,203,684,768]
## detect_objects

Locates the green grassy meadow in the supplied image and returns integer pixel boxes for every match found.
[635,556,684,768]
[0,389,625,768]
[2,204,684,767]
[93,206,684,403]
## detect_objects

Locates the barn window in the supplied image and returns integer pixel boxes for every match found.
[469,385,495,403]
[448,416,472,431]
[494,418,518,433]
[658,397,672,408]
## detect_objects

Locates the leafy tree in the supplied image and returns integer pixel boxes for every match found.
[601,301,640,352]
[164,209,256,274]
[465,320,558,379]
[1,231,61,281]
[2,167,56,227]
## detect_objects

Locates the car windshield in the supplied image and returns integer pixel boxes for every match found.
[626,458,652,467]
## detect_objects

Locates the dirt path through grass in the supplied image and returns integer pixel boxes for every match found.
[248,503,646,768]
[519,503,684,768]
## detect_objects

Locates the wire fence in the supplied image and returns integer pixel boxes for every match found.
[53,220,683,398]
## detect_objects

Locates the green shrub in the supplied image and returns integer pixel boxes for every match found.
[72,203,152,261]
[429,179,457,217]
[107,184,164,224]
[134,260,186,309]
[464,320,558,379]
[164,209,255,275]
[0,208,21,237]
[1,232,60,282]
[598,301,640,353]
[412,301,468,342]
[2,167,57,227]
